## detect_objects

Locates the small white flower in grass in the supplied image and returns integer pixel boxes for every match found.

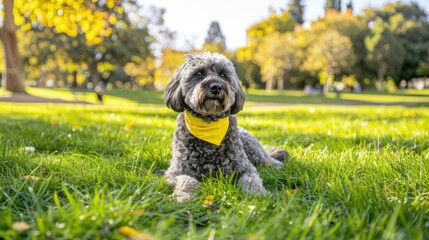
[22,176,40,181]
[309,107,316,114]
[55,222,65,229]
[24,146,35,152]
[12,221,31,233]
[248,205,256,213]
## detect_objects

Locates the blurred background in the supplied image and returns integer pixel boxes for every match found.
[1,0,429,97]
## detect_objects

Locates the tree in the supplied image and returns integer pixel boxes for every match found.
[0,1,26,93]
[308,11,370,86]
[365,19,405,91]
[155,49,188,88]
[346,1,353,13]
[0,0,129,93]
[362,2,429,81]
[325,0,342,13]
[232,54,263,89]
[246,10,296,47]
[287,0,305,25]
[204,21,226,51]
[254,32,296,91]
[303,30,355,93]
[235,10,295,90]
[66,24,153,86]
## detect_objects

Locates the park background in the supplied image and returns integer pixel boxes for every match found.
[1,0,429,97]
[1,1,429,239]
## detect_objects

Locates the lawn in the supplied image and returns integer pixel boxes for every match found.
[0,89,428,239]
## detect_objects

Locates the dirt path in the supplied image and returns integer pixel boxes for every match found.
[0,93,92,104]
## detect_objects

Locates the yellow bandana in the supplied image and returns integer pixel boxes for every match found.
[184,110,229,146]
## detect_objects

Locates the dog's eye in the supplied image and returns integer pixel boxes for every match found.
[220,72,226,78]
[195,71,204,77]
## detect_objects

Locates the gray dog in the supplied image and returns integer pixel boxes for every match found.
[164,52,288,202]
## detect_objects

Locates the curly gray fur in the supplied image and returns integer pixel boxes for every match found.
[164,52,288,202]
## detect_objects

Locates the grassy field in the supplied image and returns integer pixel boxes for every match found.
[0,89,429,239]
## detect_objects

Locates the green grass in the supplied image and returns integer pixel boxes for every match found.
[0,90,429,239]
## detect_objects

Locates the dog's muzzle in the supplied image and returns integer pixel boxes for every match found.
[209,82,222,95]
[203,79,226,98]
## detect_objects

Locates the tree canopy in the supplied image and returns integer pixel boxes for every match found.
[1,0,428,93]
[287,0,305,25]
[365,19,405,91]
[204,21,226,52]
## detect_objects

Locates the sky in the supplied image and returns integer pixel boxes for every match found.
[138,0,429,50]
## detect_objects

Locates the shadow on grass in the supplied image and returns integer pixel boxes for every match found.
[246,91,429,106]
[3,87,429,107]
[105,89,165,104]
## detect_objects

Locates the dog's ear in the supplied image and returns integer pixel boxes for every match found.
[230,78,246,115]
[164,63,186,112]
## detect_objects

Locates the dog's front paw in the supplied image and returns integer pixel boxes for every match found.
[270,158,283,168]
[173,191,193,203]
[239,172,267,195]
[172,175,200,203]
[270,150,289,162]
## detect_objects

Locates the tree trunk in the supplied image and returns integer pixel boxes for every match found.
[376,65,386,92]
[323,75,331,94]
[88,61,100,86]
[71,71,78,88]
[265,76,273,92]
[277,77,284,92]
[0,0,27,93]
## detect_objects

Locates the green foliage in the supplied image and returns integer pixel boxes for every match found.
[236,10,296,89]
[8,0,429,91]
[13,0,164,88]
[254,32,297,91]
[155,49,188,88]
[365,19,405,90]
[362,1,429,81]
[325,0,342,12]
[0,99,428,239]
[417,62,429,76]
[236,1,428,91]
[14,0,125,45]
[246,11,296,47]
[287,0,305,25]
[304,30,355,92]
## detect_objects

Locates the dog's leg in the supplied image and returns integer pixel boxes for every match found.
[171,175,200,203]
[238,169,268,195]
[239,127,288,168]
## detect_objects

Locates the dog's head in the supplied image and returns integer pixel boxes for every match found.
[164,52,245,116]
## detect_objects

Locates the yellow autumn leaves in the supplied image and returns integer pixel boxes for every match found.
[117,226,156,240]
[14,0,124,45]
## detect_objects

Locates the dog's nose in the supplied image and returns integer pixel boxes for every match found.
[210,83,222,94]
